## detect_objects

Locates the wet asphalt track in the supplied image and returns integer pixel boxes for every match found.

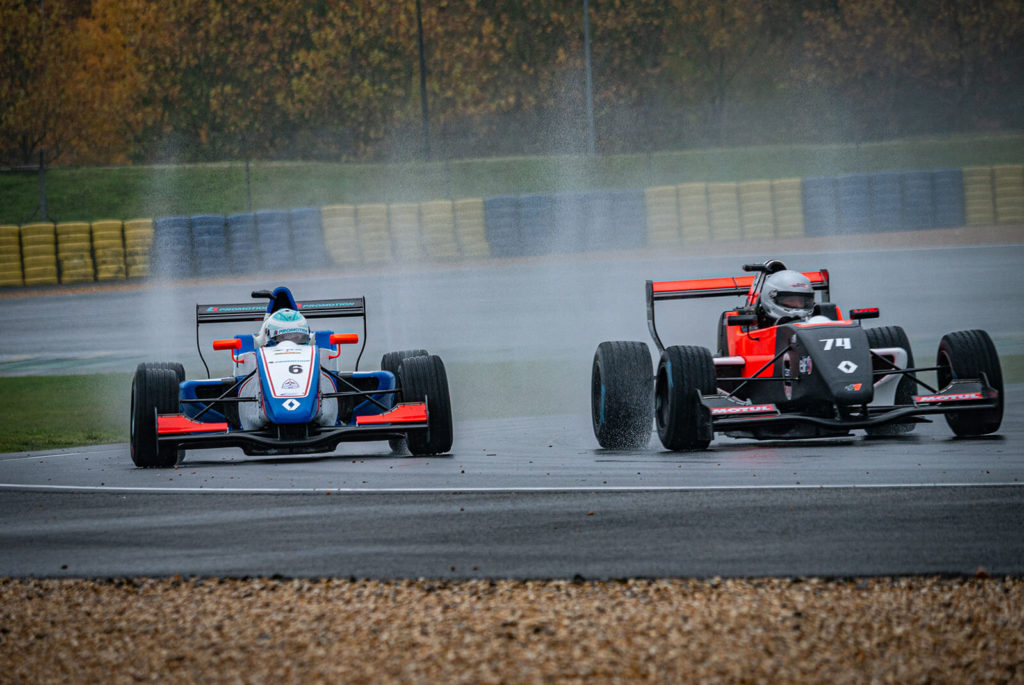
[1,241,1022,578]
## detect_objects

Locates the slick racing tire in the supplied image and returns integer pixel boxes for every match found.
[382,349,428,452]
[398,354,453,456]
[381,349,428,376]
[137,361,186,384]
[130,366,182,468]
[591,341,653,449]
[655,345,716,451]
[937,329,1004,437]
[865,325,917,436]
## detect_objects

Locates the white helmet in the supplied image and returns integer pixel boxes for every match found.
[761,270,814,323]
[259,308,310,346]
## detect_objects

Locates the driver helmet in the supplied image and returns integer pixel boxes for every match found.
[259,308,310,346]
[761,270,815,323]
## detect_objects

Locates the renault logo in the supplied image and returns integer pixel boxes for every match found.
[838,361,858,374]
[283,399,300,411]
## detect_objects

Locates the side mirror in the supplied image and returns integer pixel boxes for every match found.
[727,314,757,327]
[329,333,359,345]
[212,338,242,351]
[849,307,880,320]
[328,333,359,360]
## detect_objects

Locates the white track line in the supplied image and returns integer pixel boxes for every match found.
[0,482,1020,494]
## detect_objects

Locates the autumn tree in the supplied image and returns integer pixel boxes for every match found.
[0,0,89,166]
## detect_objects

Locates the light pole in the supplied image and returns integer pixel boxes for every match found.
[416,0,430,160]
[583,0,595,155]
[38,0,48,220]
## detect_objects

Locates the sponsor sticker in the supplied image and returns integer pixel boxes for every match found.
[799,356,813,374]
[711,404,776,416]
[915,392,984,403]
[844,383,862,392]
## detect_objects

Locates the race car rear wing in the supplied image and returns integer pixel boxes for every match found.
[195,297,368,375]
[646,270,830,352]
[196,297,366,324]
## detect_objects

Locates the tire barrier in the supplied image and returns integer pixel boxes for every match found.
[678,182,711,243]
[802,177,839,237]
[706,182,742,242]
[481,189,646,257]
[91,220,126,281]
[993,164,1024,224]
[355,203,391,263]
[836,174,872,234]
[21,223,58,286]
[771,178,804,238]
[932,169,965,229]
[152,216,191,279]
[644,186,681,247]
[901,170,935,230]
[482,195,519,258]
[255,210,292,272]
[389,203,422,261]
[599,188,646,251]
[190,214,228,277]
[518,193,555,256]
[453,198,490,258]
[321,204,361,266]
[0,225,23,287]
[289,207,328,269]
[963,166,996,226]
[552,191,587,254]
[226,213,259,274]
[869,171,903,232]
[738,180,774,240]
[420,200,460,259]
[1,165,1014,290]
[124,219,153,279]
[56,222,95,284]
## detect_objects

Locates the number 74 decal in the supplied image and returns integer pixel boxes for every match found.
[820,338,851,350]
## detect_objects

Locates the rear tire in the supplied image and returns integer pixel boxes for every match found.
[937,330,1003,437]
[381,350,429,452]
[398,354,453,455]
[655,346,716,451]
[865,325,916,436]
[591,341,653,449]
[130,366,182,468]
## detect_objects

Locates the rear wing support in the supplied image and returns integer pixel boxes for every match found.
[645,270,829,354]
[195,297,368,377]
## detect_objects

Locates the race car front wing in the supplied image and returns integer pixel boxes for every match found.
[702,379,999,431]
[155,402,429,455]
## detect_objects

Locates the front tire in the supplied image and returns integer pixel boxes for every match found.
[655,345,716,451]
[398,354,453,455]
[137,361,186,384]
[591,341,653,449]
[865,325,916,436]
[937,330,1003,437]
[130,366,182,468]
[381,349,429,452]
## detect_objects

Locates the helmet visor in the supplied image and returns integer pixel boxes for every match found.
[775,292,814,310]
[274,331,310,344]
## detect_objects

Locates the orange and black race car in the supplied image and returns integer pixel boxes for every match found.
[591,259,1004,450]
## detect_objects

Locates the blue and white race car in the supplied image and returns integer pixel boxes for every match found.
[130,286,452,467]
